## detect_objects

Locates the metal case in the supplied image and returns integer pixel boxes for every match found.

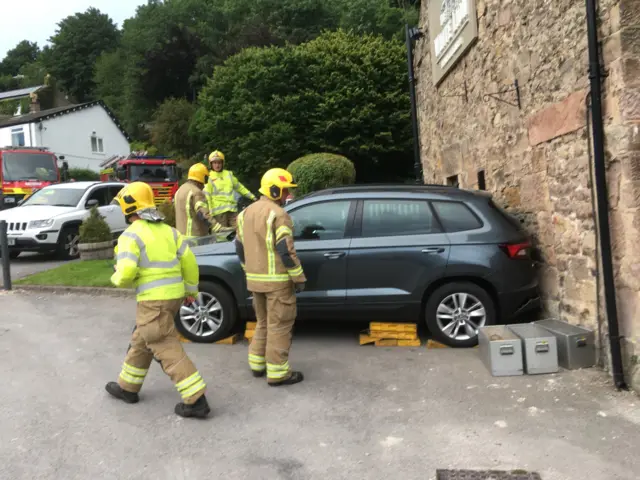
[478,326,524,377]
[507,324,559,375]
[533,318,596,370]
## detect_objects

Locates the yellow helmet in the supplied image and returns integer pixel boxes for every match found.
[188,163,209,184]
[112,181,156,216]
[259,168,297,200]
[208,150,225,164]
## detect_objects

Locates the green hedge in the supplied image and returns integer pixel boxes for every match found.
[287,153,356,197]
[68,168,100,181]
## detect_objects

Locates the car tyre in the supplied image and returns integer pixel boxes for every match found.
[425,282,496,348]
[56,226,80,260]
[9,251,20,259]
[175,281,237,343]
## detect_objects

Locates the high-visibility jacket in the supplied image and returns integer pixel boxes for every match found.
[174,181,224,238]
[204,169,255,216]
[111,219,199,301]
[235,196,306,293]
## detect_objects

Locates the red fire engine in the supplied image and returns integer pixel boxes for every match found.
[0,146,61,210]
[100,153,182,205]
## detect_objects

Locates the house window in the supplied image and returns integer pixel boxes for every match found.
[446,174,459,188]
[11,128,25,147]
[91,135,104,154]
[477,170,486,190]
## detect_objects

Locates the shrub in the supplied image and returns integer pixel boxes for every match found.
[287,153,356,197]
[68,168,100,181]
[79,206,112,243]
[157,200,176,228]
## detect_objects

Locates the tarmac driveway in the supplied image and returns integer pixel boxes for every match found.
[0,290,638,480]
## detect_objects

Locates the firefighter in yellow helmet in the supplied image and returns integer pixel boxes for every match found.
[174,163,234,239]
[106,181,211,418]
[204,150,256,229]
[235,168,306,386]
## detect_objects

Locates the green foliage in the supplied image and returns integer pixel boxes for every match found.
[192,30,413,184]
[287,153,356,197]
[0,98,30,116]
[157,200,176,228]
[79,206,112,243]
[45,7,120,101]
[0,40,40,77]
[68,168,100,181]
[130,141,159,156]
[94,49,127,116]
[151,98,198,158]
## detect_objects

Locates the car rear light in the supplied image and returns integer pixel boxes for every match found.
[499,241,532,259]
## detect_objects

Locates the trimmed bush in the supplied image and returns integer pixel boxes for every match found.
[68,168,100,181]
[158,199,176,228]
[79,206,112,243]
[287,153,356,197]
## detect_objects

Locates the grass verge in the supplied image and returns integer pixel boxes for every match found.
[15,260,114,287]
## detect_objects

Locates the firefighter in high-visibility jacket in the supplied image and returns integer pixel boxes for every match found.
[204,150,256,228]
[235,168,306,386]
[105,181,211,419]
[174,163,234,239]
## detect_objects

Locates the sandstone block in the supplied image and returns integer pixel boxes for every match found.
[501,186,521,208]
[528,90,588,146]
[619,0,640,29]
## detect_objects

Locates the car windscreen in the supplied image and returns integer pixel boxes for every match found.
[129,164,178,182]
[21,188,84,207]
[2,153,58,182]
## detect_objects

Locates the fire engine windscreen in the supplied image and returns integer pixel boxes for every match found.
[2,153,58,182]
[129,164,178,182]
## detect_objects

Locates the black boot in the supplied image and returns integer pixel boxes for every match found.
[175,395,211,419]
[105,382,139,404]
[251,370,265,378]
[268,371,304,387]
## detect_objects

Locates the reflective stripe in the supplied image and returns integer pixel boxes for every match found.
[176,371,206,399]
[119,362,148,385]
[177,240,187,258]
[210,205,236,214]
[249,354,266,372]
[266,210,277,275]
[136,276,184,294]
[186,190,194,237]
[237,212,245,242]
[195,200,207,210]
[116,251,139,263]
[287,265,304,277]
[267,361,291,379]
[245,273,290,282]
[121,231,179,269]
[275,225,292,242]
[122,363,148,376]
[119,371,145,385]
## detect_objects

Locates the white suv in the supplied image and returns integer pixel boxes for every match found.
[0,181,129,259]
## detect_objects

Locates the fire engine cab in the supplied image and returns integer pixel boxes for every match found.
[100,153,182,205]
[0,146,61,210]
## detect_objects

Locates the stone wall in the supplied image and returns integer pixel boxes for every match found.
[415,0,640,391]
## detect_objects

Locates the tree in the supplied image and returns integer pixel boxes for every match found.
[191,30,414,184]
[46,8,120,101]
[94,49,127,116]
[151,98,197,158]
[0,40,40,77]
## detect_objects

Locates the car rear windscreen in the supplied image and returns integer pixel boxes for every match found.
[487,199,525,232]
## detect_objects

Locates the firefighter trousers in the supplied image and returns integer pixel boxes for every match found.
[213,211,237,228]
[118,299,207,404]
[248,285,297,383]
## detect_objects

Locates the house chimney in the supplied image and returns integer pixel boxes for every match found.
[29,92,41,114]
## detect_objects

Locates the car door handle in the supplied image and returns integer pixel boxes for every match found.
[324,251,346,259]
[422,247,445,254]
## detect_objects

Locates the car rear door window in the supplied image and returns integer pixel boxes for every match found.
[86,186,109,206]
[361,200,440,237]
[431,201,483,232]
[289,200,352,240]
[107,185,124,204]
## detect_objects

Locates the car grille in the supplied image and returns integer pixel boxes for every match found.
[8,222,27,232]
[154,187,172,206]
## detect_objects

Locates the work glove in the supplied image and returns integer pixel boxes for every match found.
[294,282,305,293]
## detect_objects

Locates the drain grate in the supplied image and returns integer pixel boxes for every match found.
[436,470,542,480]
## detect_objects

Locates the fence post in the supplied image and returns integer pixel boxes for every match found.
[0,220,11,291]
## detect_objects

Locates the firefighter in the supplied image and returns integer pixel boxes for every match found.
[105,181,211,419]
[174,163,234,239]
[204,150,256,228]
[235,168,306,386]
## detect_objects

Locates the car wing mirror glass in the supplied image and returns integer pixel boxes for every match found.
[86,199,99,209]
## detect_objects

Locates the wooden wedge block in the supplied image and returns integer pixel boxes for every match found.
[215,333,241,345]
[245,329,255,340]
[397,338,421,347]
[359,332,376,345]
[375,338,398,346]
[246,322,257,330]
[177,334,191,343]
[426,339,448,349]
[368,330,418,340]
[370,322,417,333]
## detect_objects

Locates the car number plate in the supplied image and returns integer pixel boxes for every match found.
[7,238,16,246]
[4,197,15,203]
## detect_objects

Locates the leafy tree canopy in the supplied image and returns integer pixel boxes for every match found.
[0,40,40,77]
[151,98,198,159]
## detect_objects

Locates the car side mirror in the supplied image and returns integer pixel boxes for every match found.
[86,199,99,209]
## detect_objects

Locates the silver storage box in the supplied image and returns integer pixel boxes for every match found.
[533,319,595,370]
[507,324,559,374]
[478,326,524,377]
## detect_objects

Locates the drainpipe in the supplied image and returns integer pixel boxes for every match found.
[405,24,423,184]
[585,0,628,390]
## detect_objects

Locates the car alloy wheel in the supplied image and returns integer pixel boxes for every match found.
[436,292,487,341]
[179,292,224,338]
[65,232,80,257]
